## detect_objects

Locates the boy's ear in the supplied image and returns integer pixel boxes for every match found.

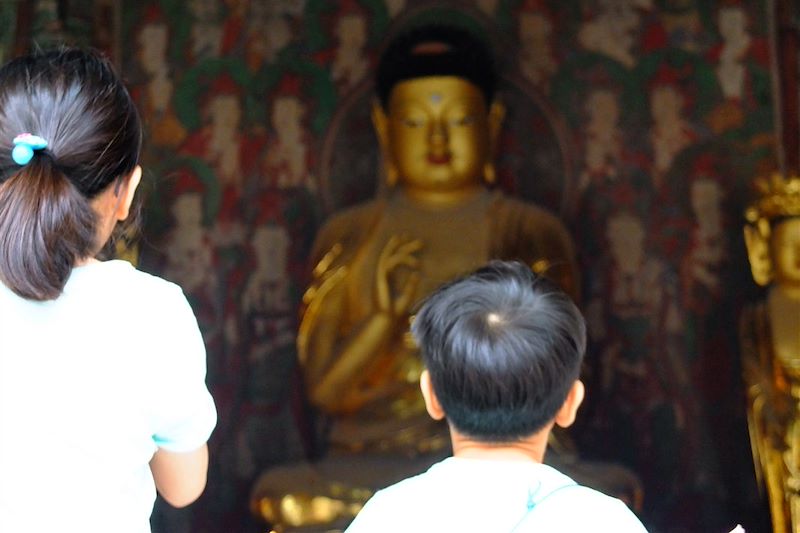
[420,370,445,421]
[554,380,585,429]
[115,165,142,221]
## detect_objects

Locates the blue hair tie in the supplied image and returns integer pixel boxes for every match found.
[12,133,48,165]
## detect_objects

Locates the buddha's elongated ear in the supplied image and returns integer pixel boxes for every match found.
[371,99,389,149]
[371,99,398,187]
[488,100,505,154]
[744,223,772,286]
[482,101,505,185]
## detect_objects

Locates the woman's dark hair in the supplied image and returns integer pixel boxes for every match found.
[411,261,586,442]
[0,48,142,301]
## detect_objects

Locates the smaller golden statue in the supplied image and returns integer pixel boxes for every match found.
[741,173,800,533]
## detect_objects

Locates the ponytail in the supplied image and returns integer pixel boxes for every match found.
[0,48,142,301]
[0,159,97,301]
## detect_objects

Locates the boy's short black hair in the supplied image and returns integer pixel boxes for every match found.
[375,24,497,109]
[411,261,586,442]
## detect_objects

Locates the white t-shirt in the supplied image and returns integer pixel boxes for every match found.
[0,260,217,533]
[345,456,648,533]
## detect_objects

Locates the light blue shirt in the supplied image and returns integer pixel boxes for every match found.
[346,456,648,533]
[0,260,217,533]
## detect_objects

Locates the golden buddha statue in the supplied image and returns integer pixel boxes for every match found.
[741,173,800,533]
[251,25,634,531]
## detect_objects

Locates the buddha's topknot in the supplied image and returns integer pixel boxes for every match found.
[375,24,497,109]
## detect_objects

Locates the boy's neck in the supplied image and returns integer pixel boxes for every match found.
[449,424,552,463]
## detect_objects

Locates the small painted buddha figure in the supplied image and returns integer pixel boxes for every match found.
[251,24,633,531]
[741,174,800,533]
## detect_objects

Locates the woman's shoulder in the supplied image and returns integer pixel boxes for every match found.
[68,260,188,309]
[78,259,179,288]
[85,262,203,346]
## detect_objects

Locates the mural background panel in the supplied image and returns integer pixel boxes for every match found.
[9,0,779,531]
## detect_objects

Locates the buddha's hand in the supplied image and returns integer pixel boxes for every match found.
[376,235,422,318]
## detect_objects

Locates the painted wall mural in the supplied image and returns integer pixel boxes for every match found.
[0,2,17,64]
[10,0,778,531]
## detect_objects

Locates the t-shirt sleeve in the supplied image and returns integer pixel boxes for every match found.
[148,285,217,452]
[588,498,649,533]
[344,492,389,533]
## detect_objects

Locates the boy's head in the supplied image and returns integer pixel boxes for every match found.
[411,261,586,442]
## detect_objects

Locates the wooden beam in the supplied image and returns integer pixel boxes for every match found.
[775,0,800,174]
[12,0,34,58]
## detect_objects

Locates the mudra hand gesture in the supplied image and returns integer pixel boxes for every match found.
[375,235,422,318]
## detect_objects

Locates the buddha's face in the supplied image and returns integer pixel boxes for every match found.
[519,13,551,45]
[587,90,618,125]
[214,95,240,126]
[383,76,493,194]
[691,179,722,232]
[771,217,800,289]
[718,7,746,40]
[272,97,304,134]
[336,15,366,47]
[651,85,683,123]
[252,226,290,276]
[138,23,167,75]
[607,212,645,273]
[172,193,203,227]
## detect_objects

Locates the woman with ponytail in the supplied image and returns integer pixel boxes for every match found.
[0,49,216,533]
